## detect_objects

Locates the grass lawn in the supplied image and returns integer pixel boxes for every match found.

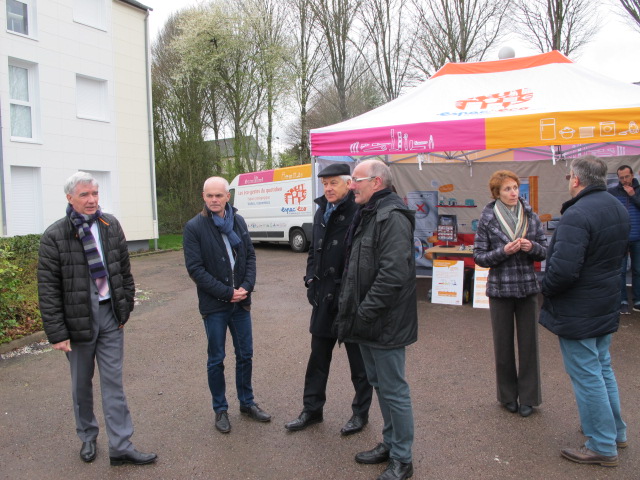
[150,234,183,251]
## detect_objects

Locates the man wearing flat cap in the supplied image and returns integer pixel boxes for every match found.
[285,163,373,435]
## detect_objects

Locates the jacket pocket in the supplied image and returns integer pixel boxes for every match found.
[352,313,381,342]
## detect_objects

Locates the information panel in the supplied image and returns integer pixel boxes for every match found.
[473,266,490,309]
[432,259,464,305]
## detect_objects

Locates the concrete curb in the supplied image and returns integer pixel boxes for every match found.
[0,331,48,354]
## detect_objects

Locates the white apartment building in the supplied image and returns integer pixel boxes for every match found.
[0,0,157,250]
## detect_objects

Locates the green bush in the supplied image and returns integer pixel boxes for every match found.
[0,235,42,344]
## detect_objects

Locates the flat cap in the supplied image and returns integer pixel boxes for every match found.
[317,163,351,177]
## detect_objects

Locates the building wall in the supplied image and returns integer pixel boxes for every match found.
[112,1,156,241]
[0,0,155,244]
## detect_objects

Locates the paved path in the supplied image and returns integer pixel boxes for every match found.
[1,246,639,479]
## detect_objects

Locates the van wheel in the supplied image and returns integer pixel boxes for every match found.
[289,228,309,253]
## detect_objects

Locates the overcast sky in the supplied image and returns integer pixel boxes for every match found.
[143,0,640,84]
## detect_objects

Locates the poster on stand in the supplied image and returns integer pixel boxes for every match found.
[432,259,464,305]
[473,266,490,309]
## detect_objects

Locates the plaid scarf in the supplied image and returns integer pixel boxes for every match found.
[66,204,108,280]
[493,198,528,242]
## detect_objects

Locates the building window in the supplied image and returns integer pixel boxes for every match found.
[9,59,39,140]
[73,0,106,31]
[76,75,109,121]
[6,0,36,37]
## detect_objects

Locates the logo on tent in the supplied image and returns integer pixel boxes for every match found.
[456,88,533,111]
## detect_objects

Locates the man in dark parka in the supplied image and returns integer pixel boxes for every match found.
[285,163,372,435]
[540,156,628,467]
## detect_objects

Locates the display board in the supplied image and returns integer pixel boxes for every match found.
[473,266,490,309]
[432,259,464,305]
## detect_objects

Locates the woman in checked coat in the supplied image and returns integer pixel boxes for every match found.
[473,170,548,418]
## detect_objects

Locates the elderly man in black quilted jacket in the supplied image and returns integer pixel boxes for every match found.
[37,172,156,467]
[540,156,629,468]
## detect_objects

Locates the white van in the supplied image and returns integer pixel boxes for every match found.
[229,164,314,252]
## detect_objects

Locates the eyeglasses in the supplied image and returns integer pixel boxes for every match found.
[352,176,376,183]
[565,174,572,180]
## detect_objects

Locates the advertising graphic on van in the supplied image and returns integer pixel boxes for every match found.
[230,165,314,252]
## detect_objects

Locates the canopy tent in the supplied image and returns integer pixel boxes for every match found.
[309,52,640,277]
[309,51,640,162]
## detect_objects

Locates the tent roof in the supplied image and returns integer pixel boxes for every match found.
[310,51,640,157]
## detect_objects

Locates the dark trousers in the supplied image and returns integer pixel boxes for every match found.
[302,335,373,417]
[489,294,542,407]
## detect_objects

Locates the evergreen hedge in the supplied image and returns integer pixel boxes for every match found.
[0,235,42,344]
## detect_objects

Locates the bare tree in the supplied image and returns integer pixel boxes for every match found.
[241,0,291,168]
[286,0,325,163]
[309,0,366,121]
[512,0,599,57]
[178,2,265,175]
[306,72,385,130]
[358,0,418,101]
[619,0,640,31]
[152,12,213,232]
[412,0,512,78]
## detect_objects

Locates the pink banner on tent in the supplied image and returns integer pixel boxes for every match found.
[310,119,486,157]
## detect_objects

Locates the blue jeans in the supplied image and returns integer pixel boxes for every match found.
[360,345,414,463]
[203,305,254,413]
[558,334,626,456]
[620,240,640,305]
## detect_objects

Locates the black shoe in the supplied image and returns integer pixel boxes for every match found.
[503,401,518,413]
[80,440,97,463]
[519,405,534,417]
[633,304,640,312]
[109,449,157,466]
[355,443,390,464]
[240,404,272,422]
[341,414,368,436]
[215,411,231,433]
[377,458,413,480]
[285,411,323,432]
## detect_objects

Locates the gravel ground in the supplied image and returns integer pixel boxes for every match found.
[1,245,639,480]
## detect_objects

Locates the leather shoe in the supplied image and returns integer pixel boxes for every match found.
[519,405,533,417]
[240,404,271,422]
[561,445,618,467]
[80,440,97,463]
[503,401,518,413]
[215,411,231,433]
[109,449,157,466]
[377,458,413,480]
[341,414,368,436]
[355,443,390,464]
[285,411,323,432]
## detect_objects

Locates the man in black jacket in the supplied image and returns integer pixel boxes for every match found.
[335,160,417,480]
[183,176,270,434]
[285,163,372,435]
[540,156,628,467]
[37,172,156,466]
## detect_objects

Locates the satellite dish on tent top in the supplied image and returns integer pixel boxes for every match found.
[498,46,516,59]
